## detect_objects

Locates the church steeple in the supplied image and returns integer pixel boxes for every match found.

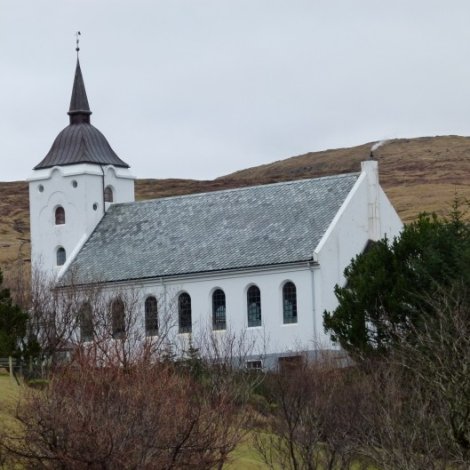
[68,59,92,124]
[33,54,130,170]
[29,39,135,279]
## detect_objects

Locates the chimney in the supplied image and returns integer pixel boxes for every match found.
[361,160,381,241]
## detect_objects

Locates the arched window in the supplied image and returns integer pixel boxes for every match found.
[56,247,66,266]
[79,302,93,342]
[247,285,261,327]
[212,289,226,330]
[55,206,65,225]
[104,186,114,203]
[283,282,298,324]
[145,296,158,336]
[111,298,125,339]
[178,293,192,334]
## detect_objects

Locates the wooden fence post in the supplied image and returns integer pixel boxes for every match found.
[9,356,13,378]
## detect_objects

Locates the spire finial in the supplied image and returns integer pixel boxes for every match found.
[75,31,81,58]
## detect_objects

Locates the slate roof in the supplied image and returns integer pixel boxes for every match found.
[34,59,129,170]
[68,172,359,284]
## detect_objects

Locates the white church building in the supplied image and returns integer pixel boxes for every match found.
[29,59,402,367]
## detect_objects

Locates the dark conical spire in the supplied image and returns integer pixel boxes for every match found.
[68,59,92,124]
[33,55,130,170]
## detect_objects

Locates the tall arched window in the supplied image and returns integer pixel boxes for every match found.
[212,289,226,330]
[79,302,93,342]
[283,282,298,324]
[247,285,261,327]
[145,296,158,336]
[104,186,114,203]
[55,206,65,225]
[56,247,66,266]
[178,293,192,334]
[111,298,125,339]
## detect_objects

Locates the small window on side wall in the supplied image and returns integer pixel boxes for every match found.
[246,360,263,371]
[247,285,261,327]
[104,186,114,203]
[145,296,158,336]
[79,303,93,342]
[212,289,226,330]
[111,298,125,339]
[55,206,65,225]
[283,282,298,324]
[56,247,66,266]
[178,293,192,334]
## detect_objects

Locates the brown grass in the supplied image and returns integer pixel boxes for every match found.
[1,135,469,277]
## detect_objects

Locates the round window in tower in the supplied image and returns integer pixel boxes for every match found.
[72,180,78,188]
[38,184,44,193]
[93,203,98,211]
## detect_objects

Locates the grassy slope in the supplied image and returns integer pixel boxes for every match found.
[0,373,21,434]
[1,135,469,279]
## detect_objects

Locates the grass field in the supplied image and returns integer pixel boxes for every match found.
[0,372,23,469]
[0,372,21,433]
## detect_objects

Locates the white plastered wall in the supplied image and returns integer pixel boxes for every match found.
[312,161,403,347]
[110,264,316,361]
[29,163,134,279]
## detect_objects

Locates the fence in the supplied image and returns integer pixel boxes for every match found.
[0,356,15,377]
[0,356,46,383]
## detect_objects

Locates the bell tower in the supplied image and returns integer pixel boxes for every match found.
[29,50,135,279]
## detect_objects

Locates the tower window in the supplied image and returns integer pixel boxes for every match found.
[178,293,192,334]
[145,296,158,336]
[247,285,261,327]
[212,289,226,330]
[55,206,65,225]
[283,282,298,324]
[56,247,66,266]
[104,186,114,203]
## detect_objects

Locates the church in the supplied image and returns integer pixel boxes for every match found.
[28,58,402,367]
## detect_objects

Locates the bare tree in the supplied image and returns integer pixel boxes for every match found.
[356,283,470,469]
[0,357,249,469]
[253,356,365,470]
[26,269,179,370]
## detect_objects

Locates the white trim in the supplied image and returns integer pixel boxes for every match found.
[313,171,366,261]
[57,233,89,280]
[28,164,135,182]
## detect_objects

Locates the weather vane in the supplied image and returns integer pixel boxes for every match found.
[75,31,81,57]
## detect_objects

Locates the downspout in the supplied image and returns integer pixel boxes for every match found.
[308,261,318,345]
[100,165,105,215]
[160,277,167,320]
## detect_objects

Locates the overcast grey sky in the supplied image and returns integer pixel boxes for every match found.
[1,1,470,182]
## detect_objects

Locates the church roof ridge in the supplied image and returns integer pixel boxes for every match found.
[115,171,361,208]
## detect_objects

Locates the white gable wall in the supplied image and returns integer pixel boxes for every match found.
[313,161,403,346]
